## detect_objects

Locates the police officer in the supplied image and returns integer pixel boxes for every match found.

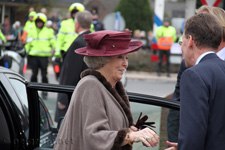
[91,9,104,31]
[0,29,6,44]
[156,18,176,77]
[25,13,56,99]
[22,11,36,45]
[52,3,85,80]
[54,3,85,59]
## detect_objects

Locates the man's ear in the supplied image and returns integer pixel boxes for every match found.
[187,35,193,48]
[75,21,80,32]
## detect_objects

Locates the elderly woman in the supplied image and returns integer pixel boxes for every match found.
[54,30,159,150]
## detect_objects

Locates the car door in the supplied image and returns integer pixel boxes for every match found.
[26,82,180,150]
[0,72,30,150]
[26,82,75,149]
[0,68,60,150]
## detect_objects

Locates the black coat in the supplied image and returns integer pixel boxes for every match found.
[54,30,90,122]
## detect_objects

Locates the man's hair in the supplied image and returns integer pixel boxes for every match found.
[184,13,222,50]
[196,5,225,41]
[75,10,92,29]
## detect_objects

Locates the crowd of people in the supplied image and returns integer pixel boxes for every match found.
[0,3,105,97]
[1,2,225,150]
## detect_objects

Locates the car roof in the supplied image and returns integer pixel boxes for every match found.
[0,67,25,80]
[0,66,16,73]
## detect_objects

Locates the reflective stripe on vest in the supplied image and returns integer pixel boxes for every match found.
[29,50,51,54]
[58,31,77,35]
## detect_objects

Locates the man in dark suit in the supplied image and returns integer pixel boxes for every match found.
[167,5,225,145]
[166,13,225,150]
[54,10,92,122]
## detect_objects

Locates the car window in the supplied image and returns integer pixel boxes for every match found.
[130,102,171,150]
[7,78,29,140]
[38,93,57,148]
[38,91,60,128]
[40,102,51,136]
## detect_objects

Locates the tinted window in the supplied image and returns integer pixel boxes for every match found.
[8,78,29,140]
[40,102,51,136]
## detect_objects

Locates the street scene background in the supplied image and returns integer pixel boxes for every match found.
[1,0,225,149]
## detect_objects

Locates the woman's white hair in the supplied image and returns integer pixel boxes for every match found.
[84,56,110,69]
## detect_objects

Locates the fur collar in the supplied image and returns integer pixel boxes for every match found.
[81,69,134,126]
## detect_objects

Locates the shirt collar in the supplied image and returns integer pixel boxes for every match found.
[195,51,214,65]
[79,30,89,35]
[216,47,225,60]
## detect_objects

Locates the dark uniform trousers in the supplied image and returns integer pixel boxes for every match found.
[29,55,49,83]
[158,49,170,75]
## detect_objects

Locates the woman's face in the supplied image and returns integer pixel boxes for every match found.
[102,54,128,85]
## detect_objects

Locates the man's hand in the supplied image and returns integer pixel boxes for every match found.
[58,102,66,109]
[164,141,178,150]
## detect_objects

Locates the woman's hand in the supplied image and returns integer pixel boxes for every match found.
[129,128,160,147]
[164,141,178,150]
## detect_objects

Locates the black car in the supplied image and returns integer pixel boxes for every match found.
[0,66,179,150]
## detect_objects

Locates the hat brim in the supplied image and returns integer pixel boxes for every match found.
[75,41,143,56]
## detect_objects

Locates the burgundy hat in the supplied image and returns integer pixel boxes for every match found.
[75,30,143,56]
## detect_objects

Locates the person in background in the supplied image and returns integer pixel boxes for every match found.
[165,13,225,150]
[156,18,176,77]
[46,20,55,35]
[12,22,22,40]
[54,10,92,123]
[40,8,47,16]
[24,7,35,22]
[147,30,154,50]
[91,9,104,31]
[12,21,23,49]
[46,20,53,28]
[166,5,225,144]
[0,29,6,67]
[1,15,11,35]
[53,3,85,80]
[54,30,160,150]
[54,3,85,59]
[22,11,36,45]
[50,11,60,24]
[25,13,56,99]
[49,11,60,34]
[0,29,6,44]
[133,29,140,39]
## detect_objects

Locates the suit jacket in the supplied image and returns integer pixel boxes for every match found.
[54,70,133,150]
[60,30,90,87]
[178,53,225,150]
[167,59,187,142]
[54,30,90,122]
[172,59,187,101]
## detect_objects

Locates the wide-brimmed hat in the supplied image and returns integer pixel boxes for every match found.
[75,30,143,56]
